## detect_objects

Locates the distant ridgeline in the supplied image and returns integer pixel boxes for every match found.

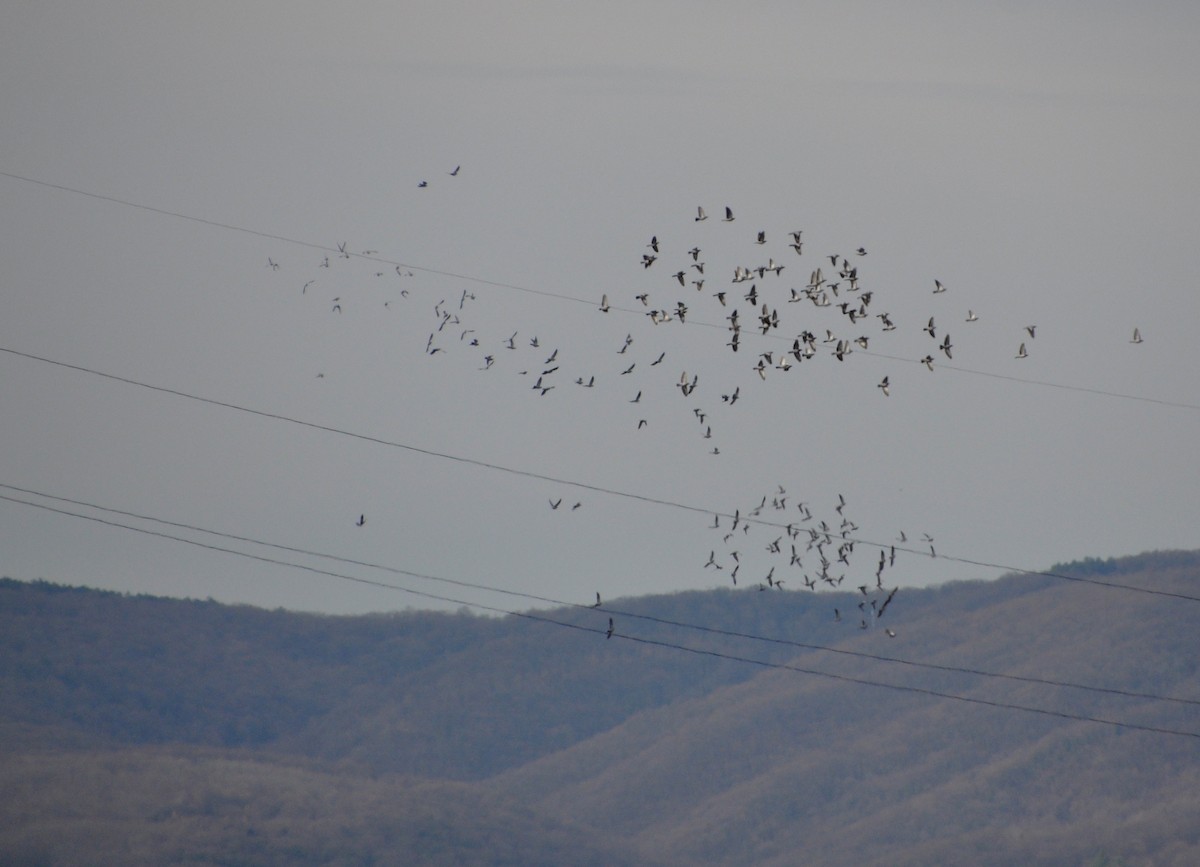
[1,551,1199,867]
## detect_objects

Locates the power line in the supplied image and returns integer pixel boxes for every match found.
[4,480,1198,710]
[2,490,1197,742]
[3,342,1198,605]
[3,168,1197,413]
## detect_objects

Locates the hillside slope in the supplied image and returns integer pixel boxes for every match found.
[492,553,1200,866]
[2,550,1198,865]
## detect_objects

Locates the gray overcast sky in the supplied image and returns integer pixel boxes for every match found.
[2,1,1198,615]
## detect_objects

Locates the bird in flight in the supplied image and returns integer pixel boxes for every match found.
[723,206,735,222]
[933,279,946,293]
[695,206,708,221]
[606,618,615,639]
[1130,327,1143,344]
[448,165,460,176]
[355,514,366,527]
[1016,342,1028,359]
[878,376,890,396]
[599,294,610,313]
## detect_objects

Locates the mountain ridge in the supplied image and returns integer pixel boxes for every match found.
[2,549,1198,865]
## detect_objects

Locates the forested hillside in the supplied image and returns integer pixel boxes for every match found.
[2,550,1198,865]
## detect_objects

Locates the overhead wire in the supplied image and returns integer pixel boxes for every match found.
[2,489,1198,742]
[3,480,1199,710]
[3,168,1198,413]
[3,343,1198,606]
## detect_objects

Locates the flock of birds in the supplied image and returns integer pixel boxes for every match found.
[258,184,1147,641]
[702,484,916,633]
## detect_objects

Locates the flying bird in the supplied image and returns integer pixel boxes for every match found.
[723,206,735,222]
[1016,342,1028,359]
[606,618,614,639]
[695,206,708,221]
[933,279,946,293]
[878,376,890,396]
[355,514,366,527]
[599,294,610,312]
[1130,327,1143,344]
[448,165,460,176]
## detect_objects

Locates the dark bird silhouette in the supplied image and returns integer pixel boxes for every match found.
[606,618,614,639]
[448,165,460,176]
[356,514,365,527]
